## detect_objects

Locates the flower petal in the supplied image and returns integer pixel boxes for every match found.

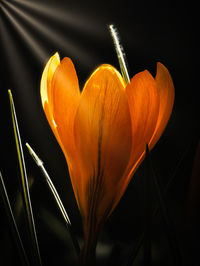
[126,69,160,171]
[40,53,61,143]
[109,70,160,213]
[41,55,81,210]
[149,62,175,149]
[51,57,80,159]
[73,64,132,224]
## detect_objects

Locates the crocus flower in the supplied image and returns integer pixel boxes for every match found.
[40,52,174,263]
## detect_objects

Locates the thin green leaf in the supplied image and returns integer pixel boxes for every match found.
[124,144,188,266]
[146,144,182,266]
[143,144,152,266]
[0,171,30,266]
[108,24,130,83]
[26,142,80,256]
[8,90,42,266]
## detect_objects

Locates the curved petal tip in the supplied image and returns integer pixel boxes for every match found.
[40,52,60,107]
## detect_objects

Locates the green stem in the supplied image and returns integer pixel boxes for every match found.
[79,231,97,266]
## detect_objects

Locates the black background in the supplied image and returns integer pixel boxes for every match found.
[0,0,199,265]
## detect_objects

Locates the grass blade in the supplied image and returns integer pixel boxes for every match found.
[8,90,42,266]
[0,171,30,266]
[108,24,130,83]
[146,144,182,266]
[124,144,189,266]
[26,142,80,256]
[143,144,152,266]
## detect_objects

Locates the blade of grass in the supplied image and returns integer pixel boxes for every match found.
[25,142,80,256]
[8,90,42,266]
[108,24,130,83]
[146,144,182,266]
[124,144,190,266]
[143,144,152,266]
[0,171,30,266]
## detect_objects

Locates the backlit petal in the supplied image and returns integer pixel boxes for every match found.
[51,57,80,160]
[110,70,160,212]
[41,55,82,210]
[40,53,61,143]
[126,70,160,171]
[41,52,60,108]
[73,64,132,226]
[149,62,175,149]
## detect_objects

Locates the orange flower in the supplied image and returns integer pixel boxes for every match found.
[40,52,174,259]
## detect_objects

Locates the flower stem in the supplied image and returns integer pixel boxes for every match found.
[79,233,97,266]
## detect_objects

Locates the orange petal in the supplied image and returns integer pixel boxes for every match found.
[41,55,81,205]
[149,62,175,149]
[109,70,160,213]
[41,56,81,210]
[51,57,80,160]
[41,52,60,109]
[126,69,160,171]
[40,53,62,143]
[73,64,132,224]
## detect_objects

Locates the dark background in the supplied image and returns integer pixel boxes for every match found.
[0,0,199,265]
